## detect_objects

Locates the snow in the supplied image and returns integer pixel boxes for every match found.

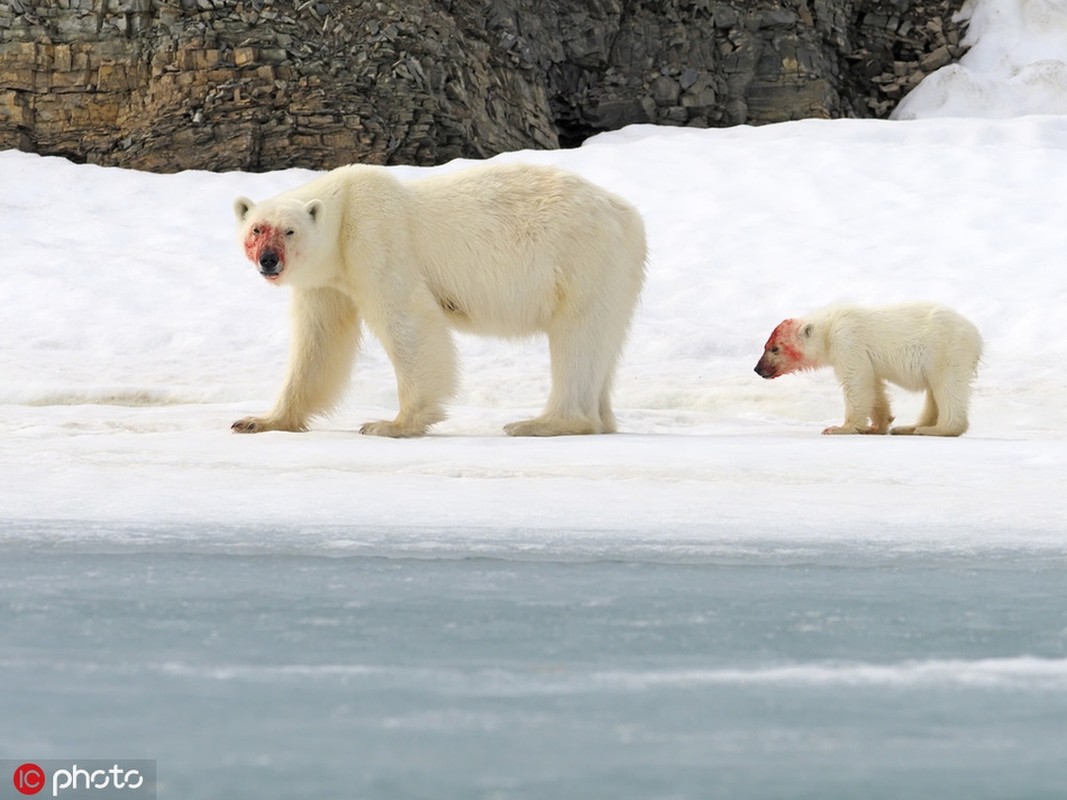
[3,113,1066,556]
[893,0,1067,119]
[3,0,1067,556]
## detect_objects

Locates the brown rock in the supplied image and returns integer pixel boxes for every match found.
[0,0,970,172]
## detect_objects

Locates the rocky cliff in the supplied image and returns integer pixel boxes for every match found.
[0,0,966,172]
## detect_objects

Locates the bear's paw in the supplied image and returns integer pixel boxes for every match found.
[504,416,600,437]
[821,424,866,435]
[231,416,307,433]
[359,419,429,438]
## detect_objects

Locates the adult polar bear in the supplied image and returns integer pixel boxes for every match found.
[755,303,982,436]
[232,162,647,437]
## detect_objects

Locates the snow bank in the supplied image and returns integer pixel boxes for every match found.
[894,0,1067,119]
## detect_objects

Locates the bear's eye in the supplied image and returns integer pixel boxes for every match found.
[252,226,261,235]
[284,229,295,237]
[770,346,780,354]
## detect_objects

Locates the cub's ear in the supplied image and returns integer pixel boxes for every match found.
[234,196,254,222]
[305,199,324,222]
[802,323,814,338]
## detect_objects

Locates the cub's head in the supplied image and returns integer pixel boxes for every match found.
[233,196,326,286]
[754,318,817,379]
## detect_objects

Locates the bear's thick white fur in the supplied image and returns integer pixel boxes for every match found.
[232,162,647,437]
[754,302,983,436]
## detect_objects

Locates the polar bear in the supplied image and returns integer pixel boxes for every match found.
[754,302,982,436]
[231,162,647,437]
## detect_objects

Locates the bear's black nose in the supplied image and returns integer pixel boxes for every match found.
[259,251,280,274]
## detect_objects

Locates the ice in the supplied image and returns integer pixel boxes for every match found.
[3,550,1066,798]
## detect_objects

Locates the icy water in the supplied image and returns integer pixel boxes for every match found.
[2,535,1066,800]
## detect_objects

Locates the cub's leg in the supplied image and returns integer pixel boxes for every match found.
[823,367,878,435]
[866,379,894,434]
[232,287,360,433]
[891,390,938,436]
[902,378,970,437]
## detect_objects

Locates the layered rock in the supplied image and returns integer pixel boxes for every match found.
[0,0,967,171]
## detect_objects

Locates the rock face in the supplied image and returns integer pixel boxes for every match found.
[0,0,966,172]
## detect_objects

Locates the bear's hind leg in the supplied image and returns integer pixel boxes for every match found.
[900,379,969,437]
[597,366,618,434]
[233,288,361,433]
[891,389,938,436]
[505,311,618,437]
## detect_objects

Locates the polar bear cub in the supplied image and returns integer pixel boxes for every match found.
[755,302,982,436]
[231,162,647,437]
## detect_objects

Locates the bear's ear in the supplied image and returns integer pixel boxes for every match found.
[305,199,324,223]
[802,323,814,338]
[234,197,254,222]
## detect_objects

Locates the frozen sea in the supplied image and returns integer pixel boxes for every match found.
[4,535,1067,800]
[4,0,1067,796]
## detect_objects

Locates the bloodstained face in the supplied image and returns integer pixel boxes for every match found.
[754,318,806,379]
[243,222,290,283]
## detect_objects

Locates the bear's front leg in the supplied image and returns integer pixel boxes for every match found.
[232,287,361,434]
[359,293,457,438]
[864,379,894,434]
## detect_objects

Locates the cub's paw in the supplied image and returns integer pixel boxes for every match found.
[866,416,894,435]
[889,425,917,436]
